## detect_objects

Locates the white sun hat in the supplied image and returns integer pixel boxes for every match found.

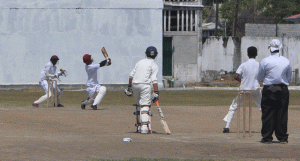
[268,39,283,52]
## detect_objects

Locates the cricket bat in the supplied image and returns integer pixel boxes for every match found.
[101,47,109,59]
[155,100,171,134]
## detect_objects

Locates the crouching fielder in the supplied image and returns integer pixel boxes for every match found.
[32,55,65,108]
[125,46,159,134]
[81,54,111,110]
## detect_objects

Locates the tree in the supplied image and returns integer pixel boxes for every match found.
[203,0,226,6]
[219,0,300,36]
[258,0,300,23]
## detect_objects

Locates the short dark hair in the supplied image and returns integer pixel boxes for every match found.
[247,46,257,58]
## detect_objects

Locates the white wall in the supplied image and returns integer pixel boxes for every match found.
[241,36,300,71]
[202,36,300,81]
[0,0,163,85]
[202,37,235,72]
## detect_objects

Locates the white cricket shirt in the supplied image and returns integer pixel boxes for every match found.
[130,58,158,84]
[258,52,292,86]
[39,62,57,82]
[85,64,101,87]
[236,58,260,90]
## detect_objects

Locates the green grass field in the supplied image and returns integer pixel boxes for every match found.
[1,90,300,110]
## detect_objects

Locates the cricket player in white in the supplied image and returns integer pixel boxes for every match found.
[223,46,262,133]
[32,55,64,107]
[81,54,111,110]
[125,46,159,134]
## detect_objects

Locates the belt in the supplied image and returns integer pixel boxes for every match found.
[264,83,287,87]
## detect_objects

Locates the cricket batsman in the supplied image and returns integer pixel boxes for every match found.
[125,46,159,134]
[81,54,111,110]
[32,55,65,107]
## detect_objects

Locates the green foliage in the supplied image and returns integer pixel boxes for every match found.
[203,7,211,22]
[203,0,226,6]
[258,0,300,23]
[219,0,300,36]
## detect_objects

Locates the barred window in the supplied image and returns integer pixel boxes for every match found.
[164,10,197,32]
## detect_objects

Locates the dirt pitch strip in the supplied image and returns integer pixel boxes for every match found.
[0,105,300,161]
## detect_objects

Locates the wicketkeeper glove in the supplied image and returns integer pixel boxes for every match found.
[151,91,159,103]
[124,87,133,96]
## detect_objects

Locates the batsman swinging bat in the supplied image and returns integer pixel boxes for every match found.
[101,47,109,59]
[155,100,171,134]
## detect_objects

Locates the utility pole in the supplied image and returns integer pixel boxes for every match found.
[215,0,219,36]
[232,0,239,36]
[253,0,256,23]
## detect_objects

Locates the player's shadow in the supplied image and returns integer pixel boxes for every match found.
[87,108,108,110]
[232,131,260,134]
[127,131,166,134]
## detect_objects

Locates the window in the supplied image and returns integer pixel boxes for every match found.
[164,10,197,32]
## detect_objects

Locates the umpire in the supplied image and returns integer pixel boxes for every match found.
[258,39,292,144]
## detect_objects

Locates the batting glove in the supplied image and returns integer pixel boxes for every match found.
[125,87,133,96]
[151,91,159,103]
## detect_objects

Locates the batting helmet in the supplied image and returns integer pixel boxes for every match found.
[83,54,92,63]
[145,46,158,59]
[50,55,59,60]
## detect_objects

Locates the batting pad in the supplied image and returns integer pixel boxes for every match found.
[140,106,151,134]
[93,86,106,106]
[34,94,49,104]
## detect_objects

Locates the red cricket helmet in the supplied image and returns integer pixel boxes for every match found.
[83,54,92,63]
[50,55,59,60]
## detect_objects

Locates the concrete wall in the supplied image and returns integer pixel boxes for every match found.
[201,37,239,81]
[202,36,300,82]
[173,36,198,83]
[246,24,300,37]
[0,0,163,85]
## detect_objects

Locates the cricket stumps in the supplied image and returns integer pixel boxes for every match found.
[237,91,252,138]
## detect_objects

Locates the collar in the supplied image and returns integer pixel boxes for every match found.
[270,52,280,57]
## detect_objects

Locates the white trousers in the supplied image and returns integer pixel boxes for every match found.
[87,84,101,98]
[85,84,106,106]
[223,89,262,123]
[132,84,151,106]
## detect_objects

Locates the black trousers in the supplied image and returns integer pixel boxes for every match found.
[261,84,289,141]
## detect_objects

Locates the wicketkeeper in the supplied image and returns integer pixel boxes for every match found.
[81,54,111,110]
[32,55,66,107]
[125,46,159,134]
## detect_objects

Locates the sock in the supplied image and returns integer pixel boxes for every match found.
[225,122,230,129]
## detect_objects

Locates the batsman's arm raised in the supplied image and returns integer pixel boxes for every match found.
[99,58,112,67]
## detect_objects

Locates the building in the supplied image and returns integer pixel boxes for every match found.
[284,14,300,24]
[162,0,203,86]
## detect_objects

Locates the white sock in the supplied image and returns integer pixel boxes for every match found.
[225,122,230,129]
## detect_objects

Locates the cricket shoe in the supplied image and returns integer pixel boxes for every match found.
[81,104,86,109]
[32,103,39,108]
[223,128,229,133]
[260,139,272,144]
[91,105,97,110]
[54,103,64,107]
[280,140,288,144]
